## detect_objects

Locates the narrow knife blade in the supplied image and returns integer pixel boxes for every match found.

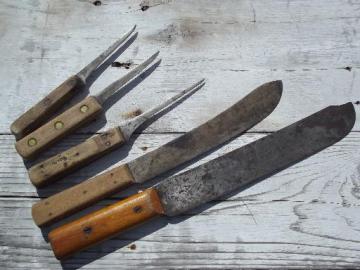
[128,80,283,182]
[155,102,356,216]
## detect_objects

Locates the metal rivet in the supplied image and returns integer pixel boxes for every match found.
[80,105,89,113]
[54,121,64,130]
[27,138,37,146]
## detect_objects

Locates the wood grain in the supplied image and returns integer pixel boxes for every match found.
[15,96,103,160]
[10,75,85,140]
[0,0,359,268]
[28,127,125,187]
[48,188,164,260]
[32,164,135,227]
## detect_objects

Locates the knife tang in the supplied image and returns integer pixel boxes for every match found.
[32,164,135,227]
[48,188,164,260]
[10,75,85,140]
[15,96,103,159]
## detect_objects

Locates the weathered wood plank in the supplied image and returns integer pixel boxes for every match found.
[1,0,360,268]
[0,0,359,133]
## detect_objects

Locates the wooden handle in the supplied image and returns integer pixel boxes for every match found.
[48,188,164,260]
[10,75,85,140]
[28,128,126,187]
[15,96,103,160]
[32,164,135,227]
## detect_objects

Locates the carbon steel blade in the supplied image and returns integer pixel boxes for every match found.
[127,80,283,182]
[155,102,356,216]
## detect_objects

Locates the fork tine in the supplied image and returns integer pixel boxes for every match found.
[139,79,205,120]
[77,25,136,82]
[95,51,160,104]
[119,79,206,140]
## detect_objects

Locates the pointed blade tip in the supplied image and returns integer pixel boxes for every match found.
[339,102,356,133]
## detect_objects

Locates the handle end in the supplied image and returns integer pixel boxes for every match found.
[48,188,164,260]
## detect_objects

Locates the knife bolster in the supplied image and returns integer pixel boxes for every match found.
[49,188,164,260]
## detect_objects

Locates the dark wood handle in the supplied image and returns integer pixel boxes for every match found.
[32,164,135,227]
[49,188,164,260]
[10,75,85,140]
[15,96,103,160]
[28,128,126,187]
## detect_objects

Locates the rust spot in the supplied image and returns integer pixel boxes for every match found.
[93,0,101,6]
[141,146,148,151]
[129,244,136,250]
[112,61,132,69]
[83,226,92,234]
[123,109,142,119]
[133,205,142,213]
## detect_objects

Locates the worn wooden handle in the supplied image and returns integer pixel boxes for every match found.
[10,75,85,140]
[48,188,164,260]
[28,128,126,187]
[32,164,135,227]
[15,96,103,159]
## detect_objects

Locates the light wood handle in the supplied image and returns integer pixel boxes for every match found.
[28,128,126,187]
[48,188,164,260]
[10,75,85,140]
[32,164,135,227]
[15,96,103,160]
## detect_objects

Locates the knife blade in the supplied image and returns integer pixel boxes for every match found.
[32,80,283,227]
[48,102,355,260]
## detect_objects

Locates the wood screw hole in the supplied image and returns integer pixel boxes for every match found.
[133,205,142,213]
[83,226,92,234]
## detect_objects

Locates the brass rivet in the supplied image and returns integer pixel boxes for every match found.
[27,138,37,146]
[80,105,89,113]
[54,121,64,130]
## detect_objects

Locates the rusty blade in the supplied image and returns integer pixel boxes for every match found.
[155,103,356,216]
[127,80,283,182]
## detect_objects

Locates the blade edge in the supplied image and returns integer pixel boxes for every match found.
[128,80,283,183]
[155,102,355,216]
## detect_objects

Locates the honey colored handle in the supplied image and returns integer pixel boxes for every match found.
[10,75,85,140]
[32,164,135,227]
[49,188,164,260]
[15,96,103,160]
[28,128,126,187]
